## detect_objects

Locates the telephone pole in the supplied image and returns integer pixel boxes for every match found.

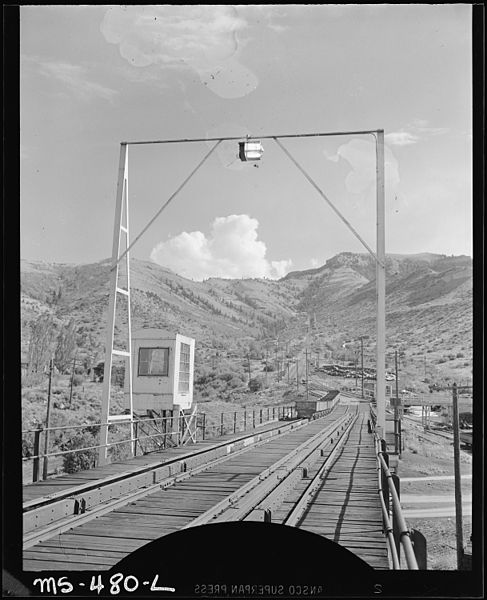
[305,347,309,401]
[69,352,77,406]
[452,383,464,569]
[43,358,54,480]
[361,336,364,399]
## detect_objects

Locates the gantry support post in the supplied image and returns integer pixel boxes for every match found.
[99,143,134,466]
[376,130,386,437]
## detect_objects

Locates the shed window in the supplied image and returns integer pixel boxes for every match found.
[138,347,169,376]
[178,343,191,393]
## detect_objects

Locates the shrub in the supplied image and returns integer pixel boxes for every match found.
[248,377,263,392]
[109,441,132,463]
[62,432,97,473]
[227,375,242,388]
[219,372,234,382]
[72,374,84,387]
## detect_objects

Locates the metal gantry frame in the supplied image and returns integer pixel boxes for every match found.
[99,129,386,465]
[99,144,134,465]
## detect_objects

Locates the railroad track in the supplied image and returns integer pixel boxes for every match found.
[402,415,454,445]
[24,405,359,569]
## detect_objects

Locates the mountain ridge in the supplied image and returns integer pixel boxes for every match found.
[21,251,472,388]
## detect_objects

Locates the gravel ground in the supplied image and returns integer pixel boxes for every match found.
[405,516,472,570]
[397,421,474,570]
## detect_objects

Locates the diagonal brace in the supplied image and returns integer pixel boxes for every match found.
[112,139,223,271]
[273,137,385,268]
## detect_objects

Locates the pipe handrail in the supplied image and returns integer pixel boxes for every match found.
[21,402,297,435]
[374,442,401,569]
[373,431,419,569]
[22,404,298,464]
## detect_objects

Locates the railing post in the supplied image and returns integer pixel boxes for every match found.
[220,412,224,436]
[273,407,275,421]
[32,427,42,483]
[134,421,139,457]
[253,410,256,428]
[202,413,206,440]
[260,408,263,424]
[244,410,247,431]
[410,529,427,570]
[233,411,237,434]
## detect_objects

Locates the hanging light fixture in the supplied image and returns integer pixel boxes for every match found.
[238,138,264,161]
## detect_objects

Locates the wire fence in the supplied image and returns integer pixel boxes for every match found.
[22,402,297,484]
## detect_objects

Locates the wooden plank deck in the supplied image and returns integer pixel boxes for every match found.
[24,405,390,571]
[24,411,349,571]
[293,407,389,569]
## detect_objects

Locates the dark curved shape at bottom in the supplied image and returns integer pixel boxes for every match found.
[110,522,376,597]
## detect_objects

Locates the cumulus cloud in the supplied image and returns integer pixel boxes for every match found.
[101,6,258,98]
[150,215,292,280]
[325,138,400,194]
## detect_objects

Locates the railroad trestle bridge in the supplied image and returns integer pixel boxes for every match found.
[23,397,421,573]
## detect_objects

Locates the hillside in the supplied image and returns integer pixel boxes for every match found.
[20,252,473,389]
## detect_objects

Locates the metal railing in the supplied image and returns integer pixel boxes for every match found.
[374,435,419,569]
[370,403,422,569]
[22,402,297,483]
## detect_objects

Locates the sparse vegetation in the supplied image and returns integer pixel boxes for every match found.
[21,253,472,479]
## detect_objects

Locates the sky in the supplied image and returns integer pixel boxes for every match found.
[20,5,473,280]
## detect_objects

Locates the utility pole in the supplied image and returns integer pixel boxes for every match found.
[361,337,364,399]
[305,347,309,401]
[354,353,358,391]
[376,129,386,437]
[265,350,268,387]
[394,350,400,454]
[395,350,399,402]
[246,353,251,384]
[296,359,299,391]
[43,358,54,480]
[69,352,77,406]
[287,360,290,384]
[275,339,279,383]
[452,383,464,569]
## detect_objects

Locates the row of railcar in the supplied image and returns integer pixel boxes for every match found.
[295,390,341,419]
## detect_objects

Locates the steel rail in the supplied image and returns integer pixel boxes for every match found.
[283,411,359,527]
[182,409,352,528]
[23,416,312,548]
[23,417,309,512]
[223,412,354,523]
